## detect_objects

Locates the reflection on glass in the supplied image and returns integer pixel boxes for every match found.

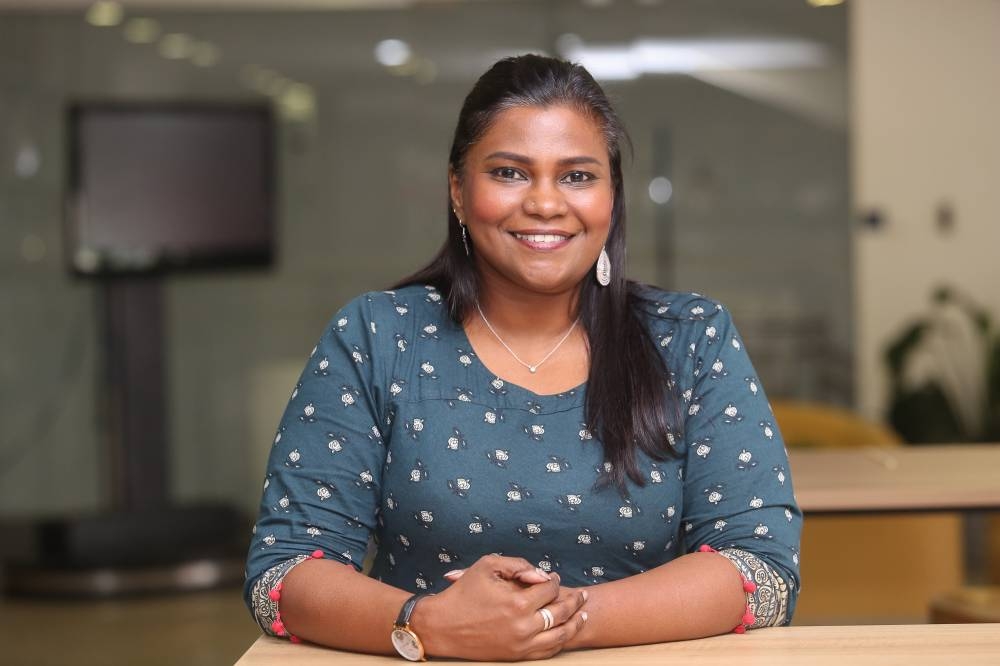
[85,1,123,28]
[123,18,160,44]
[159,33,195,60]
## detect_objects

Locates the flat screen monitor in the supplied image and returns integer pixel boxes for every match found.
[66,103,274,275]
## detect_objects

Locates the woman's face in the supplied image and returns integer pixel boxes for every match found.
[450,104,614,299]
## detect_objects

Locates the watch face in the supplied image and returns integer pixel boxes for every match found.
[391,628,424,661]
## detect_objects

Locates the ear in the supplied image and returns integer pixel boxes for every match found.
[448,167,464,221]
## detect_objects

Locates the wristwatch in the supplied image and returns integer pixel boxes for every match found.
[391,593,430,661]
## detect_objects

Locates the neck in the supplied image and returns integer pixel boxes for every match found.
[473,281,580,339]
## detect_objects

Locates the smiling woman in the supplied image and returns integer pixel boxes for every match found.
[243,54,801,662]
[452,105,612,300]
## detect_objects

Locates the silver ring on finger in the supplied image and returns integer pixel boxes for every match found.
[538,607,554,632]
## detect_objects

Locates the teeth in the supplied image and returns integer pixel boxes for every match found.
[514,233,567,243]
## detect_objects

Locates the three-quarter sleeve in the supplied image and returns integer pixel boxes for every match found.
[674,298,802,625]
[243,293,389,632]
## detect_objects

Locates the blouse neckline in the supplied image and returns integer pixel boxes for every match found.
[445,312,587,410]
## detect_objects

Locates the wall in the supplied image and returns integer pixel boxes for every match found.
[0,3,849,518]
[827,0,1000,623]
[852,0,1000,421]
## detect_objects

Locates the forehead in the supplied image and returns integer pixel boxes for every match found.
[472,104,608,162]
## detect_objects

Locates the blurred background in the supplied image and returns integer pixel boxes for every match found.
[0,0,997,664]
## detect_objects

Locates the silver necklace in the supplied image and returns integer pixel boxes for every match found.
[475,303,580,374]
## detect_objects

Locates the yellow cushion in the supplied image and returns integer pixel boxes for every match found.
[771,400,902,449]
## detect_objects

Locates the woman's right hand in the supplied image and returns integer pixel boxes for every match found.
[410,554,589,661]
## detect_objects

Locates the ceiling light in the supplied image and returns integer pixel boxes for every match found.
[565,46,639,81]
[85,1,123,28]
[648,177,673,205]
[280,83,317,122]
[15,143,41,179]
[190,42,222,67]
[561,37,830,81]
[808,0,844,6]
[636,38,827,73]
[374,39,412,67]
[124,18,160,44]
[159,33,195,60]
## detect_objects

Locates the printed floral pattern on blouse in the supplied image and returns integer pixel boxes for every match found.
[244,284,802,633]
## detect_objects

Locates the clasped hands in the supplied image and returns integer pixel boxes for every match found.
[411,553,589,661]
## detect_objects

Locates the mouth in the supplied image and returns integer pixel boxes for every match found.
[509,231,575,251]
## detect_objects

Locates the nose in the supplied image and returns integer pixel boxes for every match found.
[523,182,567,219]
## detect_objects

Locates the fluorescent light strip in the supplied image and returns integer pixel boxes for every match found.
[563,37,830,81]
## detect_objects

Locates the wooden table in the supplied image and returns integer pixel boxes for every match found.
[788,444,1000,513]
[789,444,1000,584]
[236,624,1000,665]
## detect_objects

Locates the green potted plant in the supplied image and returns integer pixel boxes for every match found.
[885,286,1000,443]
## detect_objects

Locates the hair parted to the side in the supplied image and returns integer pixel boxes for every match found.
[393,54,681,489]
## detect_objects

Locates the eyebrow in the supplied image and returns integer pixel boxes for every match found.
[484,151,603,167]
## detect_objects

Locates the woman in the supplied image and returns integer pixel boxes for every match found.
[245,54,801,661]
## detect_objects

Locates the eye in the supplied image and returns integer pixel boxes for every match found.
[561,171,595,184]
[491,167,526,181]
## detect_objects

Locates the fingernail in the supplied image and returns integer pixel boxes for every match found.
[535,567,552,579]
[581,612,589,621]
[582,590,589,602]
[443,569,464,578]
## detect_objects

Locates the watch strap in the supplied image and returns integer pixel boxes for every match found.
[395,593,428,628]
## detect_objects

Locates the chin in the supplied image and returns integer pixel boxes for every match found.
[517,275,583,296]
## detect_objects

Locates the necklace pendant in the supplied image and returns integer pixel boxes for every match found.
[475,302,579,380]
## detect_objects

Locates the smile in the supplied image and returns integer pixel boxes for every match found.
[510,232,574,250]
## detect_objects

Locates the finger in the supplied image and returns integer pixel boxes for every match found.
[519,572,561,609]
[487,555,550,582]
[524,608,589,660]
[511,567,553,585]
[537,606,556,633]
[535,588,587,632]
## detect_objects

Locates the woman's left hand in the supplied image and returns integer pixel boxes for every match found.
[417,554,587,660]
[443,564,591,650]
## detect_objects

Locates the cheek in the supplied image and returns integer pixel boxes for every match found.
[571,188,614,231]
[466,181,520,224]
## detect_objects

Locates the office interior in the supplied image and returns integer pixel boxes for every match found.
[1,0,998,664]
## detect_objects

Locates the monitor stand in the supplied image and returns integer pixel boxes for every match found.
[2,278,247,597]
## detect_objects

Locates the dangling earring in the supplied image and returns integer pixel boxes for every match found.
[459,221,471,256]
[596,246,611,286]
[453,207,471,256]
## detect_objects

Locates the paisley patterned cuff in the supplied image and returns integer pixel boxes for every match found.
[718,547,790,628]
[250,554,313,636]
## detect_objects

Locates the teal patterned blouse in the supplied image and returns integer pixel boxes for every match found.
[245,284,802,635]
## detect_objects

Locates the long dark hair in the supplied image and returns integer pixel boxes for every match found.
[394,54,680,488]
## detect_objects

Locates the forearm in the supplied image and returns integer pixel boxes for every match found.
[253,554,585,661]
[276,558,411,654]
[567,551,746,649]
